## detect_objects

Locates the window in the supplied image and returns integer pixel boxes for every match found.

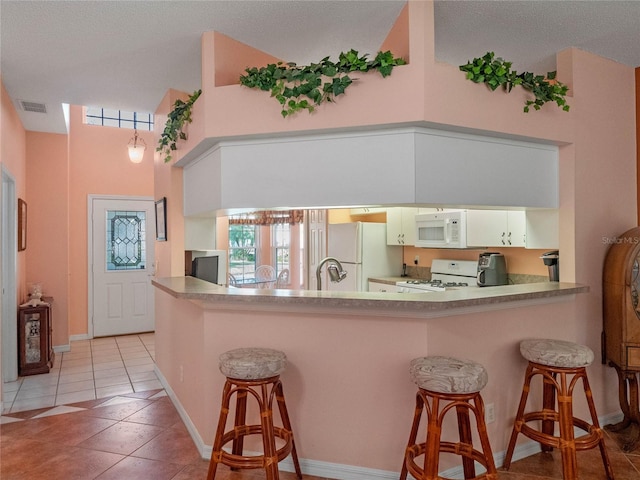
[105,210,146,271]
[272,224,290,277]
[228,224,257,283]
[85,107,154,131]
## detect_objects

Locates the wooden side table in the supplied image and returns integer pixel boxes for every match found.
[18,301,54,376]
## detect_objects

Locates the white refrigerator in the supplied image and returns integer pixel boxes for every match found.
[326,222,402,292]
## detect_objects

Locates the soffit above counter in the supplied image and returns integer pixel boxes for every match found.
[182,126,559,217]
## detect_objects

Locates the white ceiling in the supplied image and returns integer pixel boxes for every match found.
[2,0,640,135]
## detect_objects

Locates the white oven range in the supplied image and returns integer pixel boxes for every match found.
[396,259,479,293]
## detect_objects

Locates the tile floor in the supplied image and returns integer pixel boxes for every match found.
[1,334,640,479]
[2,333,161,413]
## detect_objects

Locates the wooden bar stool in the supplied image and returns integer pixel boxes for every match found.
[503,339,614,480]
[400,356,497,480]
[207,347,302,480]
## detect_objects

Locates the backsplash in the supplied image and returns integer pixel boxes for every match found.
[403,266,548,285]
[509,273,549,284]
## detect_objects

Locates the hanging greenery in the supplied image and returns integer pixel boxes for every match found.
[157,89,202,163]
[239,49,406,117]
[459,52,570,113]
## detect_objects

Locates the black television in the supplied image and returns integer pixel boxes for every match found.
[192,255,219,285]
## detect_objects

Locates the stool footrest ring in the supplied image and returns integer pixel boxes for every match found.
[218,425,293,469]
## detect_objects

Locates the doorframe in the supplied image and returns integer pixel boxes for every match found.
[87,194,155,339]
[2,167,18,384]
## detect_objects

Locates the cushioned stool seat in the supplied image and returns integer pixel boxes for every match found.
[400,356,497,480]
[503,339,614,480]
[207,347,302,480]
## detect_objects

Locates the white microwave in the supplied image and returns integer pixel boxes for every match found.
[415,211,467,248]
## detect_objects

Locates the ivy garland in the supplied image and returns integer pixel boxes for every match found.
[459,52,570,112]
[157,89,202,163]
[239,49,406,117]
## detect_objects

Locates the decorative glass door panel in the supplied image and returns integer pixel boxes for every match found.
[106,210,146,271]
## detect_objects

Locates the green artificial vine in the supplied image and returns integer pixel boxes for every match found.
[459,52,570,113]
[239,49,406,117]
[157,89,202,163]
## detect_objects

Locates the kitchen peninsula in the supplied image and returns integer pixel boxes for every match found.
[149,2,635,477]
[153,276,586,317]
[152,276,589,477]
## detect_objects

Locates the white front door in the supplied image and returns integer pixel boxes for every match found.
[90,197,155,337]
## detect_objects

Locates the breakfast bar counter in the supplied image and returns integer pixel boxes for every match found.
[152,276,588,317]
[152,277,593,478]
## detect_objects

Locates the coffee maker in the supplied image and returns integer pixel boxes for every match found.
[477,252,508,286]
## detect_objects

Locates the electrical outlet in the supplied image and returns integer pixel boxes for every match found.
[414,255,419,265]
[179,365,184,383]
[485,403,495,423]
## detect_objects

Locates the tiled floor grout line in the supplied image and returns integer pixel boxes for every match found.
[3,333,160,415]
[115,336,136,393]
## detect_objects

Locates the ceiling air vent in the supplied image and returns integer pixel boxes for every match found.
[19,100,47,114]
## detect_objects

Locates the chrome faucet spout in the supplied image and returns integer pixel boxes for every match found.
[316,257,348,291]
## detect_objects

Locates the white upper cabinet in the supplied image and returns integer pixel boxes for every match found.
[466,210,526,247]
[386,207,439,246]
[525,210,559,249]
[350,207,387,216]
[507,211,527,247]
[386,207,418,246]
[184,217,217,251]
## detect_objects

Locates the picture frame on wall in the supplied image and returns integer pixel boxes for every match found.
[18,198,27,251]
[155,197,167,241]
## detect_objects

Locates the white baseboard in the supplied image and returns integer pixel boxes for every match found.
[70,334,90,342]
[154,371,626,480]
[53,344,70,353]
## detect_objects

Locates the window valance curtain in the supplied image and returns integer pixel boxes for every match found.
[228,210,304,226]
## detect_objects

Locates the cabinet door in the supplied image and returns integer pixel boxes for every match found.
[525,210,559,249]
[466,210,507,247]
[369,281,391,292]
[401,208,419,246]
[507,211,526,247]
[386,208,404,245]
[386,208,418,245]
[18,306,51,376]
[350,207,386,216]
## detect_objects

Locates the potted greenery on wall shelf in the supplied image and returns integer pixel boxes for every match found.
[239,49,406,117]
[157,89,202,163]
[459,52,570,112]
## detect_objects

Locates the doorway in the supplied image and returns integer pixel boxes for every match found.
[88,196,155,337]
[2,168,18,382]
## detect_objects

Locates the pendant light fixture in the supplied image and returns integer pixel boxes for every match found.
[127,128,147,163]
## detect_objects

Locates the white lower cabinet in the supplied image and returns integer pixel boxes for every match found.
[466,210,526,247]
[368,281,400,293]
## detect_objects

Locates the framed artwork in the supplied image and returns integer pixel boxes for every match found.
[155,197,167,241]
[18,198,27,251]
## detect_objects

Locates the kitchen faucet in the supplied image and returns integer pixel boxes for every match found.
[315,257,347,291]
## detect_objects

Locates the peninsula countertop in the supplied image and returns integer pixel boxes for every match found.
[152,276,589,318]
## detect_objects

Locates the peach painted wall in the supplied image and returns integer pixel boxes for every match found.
[1,77,28,399]
[26,132,70,346]
[156,291,580,472]
[67,105,154,337]
[154,90,187,278]
[1,79,28,303]
[154,1,636,470]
